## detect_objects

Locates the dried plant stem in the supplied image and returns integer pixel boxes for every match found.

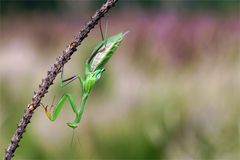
[4,0,118,159]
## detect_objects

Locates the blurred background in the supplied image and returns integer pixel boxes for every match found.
[0,0,239,159]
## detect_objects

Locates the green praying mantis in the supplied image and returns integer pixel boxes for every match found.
[41,23,128,129]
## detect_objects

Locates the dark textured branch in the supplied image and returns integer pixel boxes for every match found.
[4,0,118,159]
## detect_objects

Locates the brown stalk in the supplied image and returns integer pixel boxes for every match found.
[4,0,118,159]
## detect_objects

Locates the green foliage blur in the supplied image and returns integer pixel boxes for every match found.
[0,0,239,159]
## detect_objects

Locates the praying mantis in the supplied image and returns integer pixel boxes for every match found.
[41,23,128,129]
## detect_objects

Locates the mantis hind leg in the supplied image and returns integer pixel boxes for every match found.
[60,66,78,87]
[99,17,108,41]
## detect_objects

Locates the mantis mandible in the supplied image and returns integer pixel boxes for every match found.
[41,25,128,129]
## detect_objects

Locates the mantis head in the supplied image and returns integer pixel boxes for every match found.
[67,122,78,129]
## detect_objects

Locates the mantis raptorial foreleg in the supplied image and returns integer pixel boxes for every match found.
[41,66,86,128]
[41,92,88,128]
[43,93,78,120]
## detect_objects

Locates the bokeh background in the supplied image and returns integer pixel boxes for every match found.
[1,0,240,159]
